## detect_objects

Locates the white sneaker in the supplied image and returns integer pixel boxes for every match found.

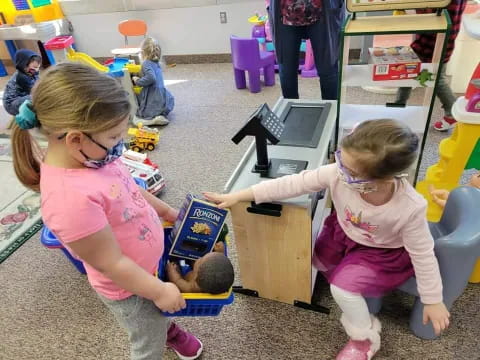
[133,115,169,127]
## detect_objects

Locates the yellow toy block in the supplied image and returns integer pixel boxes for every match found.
[416,98,480,222]
[125,63,141,74]
[470,260,480,283]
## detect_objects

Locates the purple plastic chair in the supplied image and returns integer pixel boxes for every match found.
[230,35,275,93]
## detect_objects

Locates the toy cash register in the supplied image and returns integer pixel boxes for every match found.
[232,103,308,178]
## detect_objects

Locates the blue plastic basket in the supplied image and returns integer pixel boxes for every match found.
[40,178,234,316]
[41,226,86,274]
[160,226,234,317]
[167,290,234,316]
[40,226,234,316]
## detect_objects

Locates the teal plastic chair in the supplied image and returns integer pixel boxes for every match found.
[367,186,480,339]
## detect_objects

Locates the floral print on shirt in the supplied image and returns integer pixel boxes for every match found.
[281,0,323,26]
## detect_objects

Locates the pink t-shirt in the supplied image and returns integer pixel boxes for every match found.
[40,160,164,300]
[252,163,443,304]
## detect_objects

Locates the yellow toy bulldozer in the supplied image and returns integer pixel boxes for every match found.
[128,123,160,152]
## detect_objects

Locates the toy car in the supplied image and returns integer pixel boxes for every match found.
[128,123,160,152]
[121,151,165,195]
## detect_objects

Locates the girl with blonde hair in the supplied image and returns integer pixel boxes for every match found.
[133,37,174,126]
[12,63,202,360]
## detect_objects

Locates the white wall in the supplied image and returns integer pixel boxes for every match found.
[67,1,265,57]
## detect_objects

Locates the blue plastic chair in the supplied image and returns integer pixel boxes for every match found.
[366,186,480,339]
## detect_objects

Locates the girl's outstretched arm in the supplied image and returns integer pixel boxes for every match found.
[204,164,335,208]
[203,188,254,209]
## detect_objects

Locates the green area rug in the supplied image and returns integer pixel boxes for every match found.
[0,136,43,264]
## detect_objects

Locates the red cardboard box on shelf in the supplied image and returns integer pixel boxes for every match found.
[369,46,421,81]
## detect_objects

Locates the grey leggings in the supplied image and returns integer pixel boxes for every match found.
[99,294,170,360]
[395,66,456,117]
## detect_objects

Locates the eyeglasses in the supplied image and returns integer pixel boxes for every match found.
[334,150,372,184]
[57,132,108,151]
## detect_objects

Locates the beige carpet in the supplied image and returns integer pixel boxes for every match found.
[0,63,478,360]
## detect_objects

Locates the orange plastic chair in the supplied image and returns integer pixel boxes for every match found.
[118,19,147,46]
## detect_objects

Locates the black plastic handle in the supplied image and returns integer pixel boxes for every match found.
[386,102,405,108]
[246,202,282,217]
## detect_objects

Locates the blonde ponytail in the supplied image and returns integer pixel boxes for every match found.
[11,122,41,192]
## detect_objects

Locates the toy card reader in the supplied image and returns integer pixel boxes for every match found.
[231,103,308,178]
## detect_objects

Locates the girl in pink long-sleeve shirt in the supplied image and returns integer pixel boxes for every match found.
[205,119,449,360]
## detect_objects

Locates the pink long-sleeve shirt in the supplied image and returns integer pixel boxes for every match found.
[252,163,443,304]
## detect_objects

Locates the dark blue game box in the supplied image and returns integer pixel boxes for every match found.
[168,194,228,261]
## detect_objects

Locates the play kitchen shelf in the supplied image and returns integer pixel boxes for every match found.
[338,11,451,183]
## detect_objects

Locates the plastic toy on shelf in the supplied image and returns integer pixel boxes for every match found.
[1,0,64,24]
[0,0,71,74]
[368,46,421,81]
[127,122,160,152]
[416,69,434,87]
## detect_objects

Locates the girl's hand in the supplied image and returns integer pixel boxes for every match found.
[153,282,186,314]
[203,192,239,209]
[165,207,179,223]
[423,302,450,335]
[132,76,140,84]
[429,185,449,208]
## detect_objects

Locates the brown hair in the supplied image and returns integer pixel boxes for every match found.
[341,119,419,179]
[141,37,161,62]
[11,62,131,192]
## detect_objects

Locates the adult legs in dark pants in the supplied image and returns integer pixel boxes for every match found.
[277,22,304,99]
[277,19,340,100]
[307,18,340,100]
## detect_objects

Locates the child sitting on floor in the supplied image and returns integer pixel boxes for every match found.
[3,49,41,116]
[132,37,174,126]
[166,240,234,294]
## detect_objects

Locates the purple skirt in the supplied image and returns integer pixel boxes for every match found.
[313,212,414,298]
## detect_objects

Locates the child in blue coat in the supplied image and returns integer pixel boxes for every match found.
[133,37,174,126]
[3,49,41,116]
